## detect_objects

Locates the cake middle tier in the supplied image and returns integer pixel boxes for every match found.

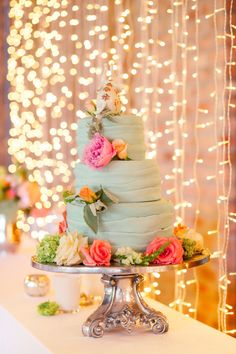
[66,199,174,252]
[74,160,161,203]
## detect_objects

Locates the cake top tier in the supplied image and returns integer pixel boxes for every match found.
[77,115,146,161]
[79,65,146,161]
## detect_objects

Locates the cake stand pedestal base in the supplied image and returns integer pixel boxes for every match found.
[82,273,168,338]
[32,254,210,338]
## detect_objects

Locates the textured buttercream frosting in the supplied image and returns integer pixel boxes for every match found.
[67,113,174,251]
[74,160,161,203]
[77,115,146,160]
[67,199,174,252]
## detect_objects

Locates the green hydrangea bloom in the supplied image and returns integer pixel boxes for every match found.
[182,238,196,260]
[38,301,59,316]
[36,234,60,263]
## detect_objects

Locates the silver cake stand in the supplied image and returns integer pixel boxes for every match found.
[32,254,209,338]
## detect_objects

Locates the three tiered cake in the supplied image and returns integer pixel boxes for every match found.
[66,112,174,252]
[36,67,204,267]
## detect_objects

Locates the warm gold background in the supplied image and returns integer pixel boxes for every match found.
[0,0,235,334]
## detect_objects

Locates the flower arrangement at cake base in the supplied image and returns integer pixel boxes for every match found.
[35,222,208,268]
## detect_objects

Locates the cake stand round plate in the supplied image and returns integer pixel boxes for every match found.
[32,254,209,338]
[32,254,209,275]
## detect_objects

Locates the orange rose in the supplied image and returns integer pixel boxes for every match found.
[79,186,97,204]
[173,224,188,237]
[117,148,128,159]
[112,139,128,160]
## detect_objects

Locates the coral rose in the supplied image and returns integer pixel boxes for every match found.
[58,210,68,235]
[58,219,67,235]
[146,237,183,265]
[83,133,116,169]
[79,186,97,204]
[112,139,128,160]
[79,246,96,266]
[90,240,112,266]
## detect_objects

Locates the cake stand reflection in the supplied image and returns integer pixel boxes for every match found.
[32,254,209,338]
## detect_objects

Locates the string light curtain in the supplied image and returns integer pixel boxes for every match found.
[7,0,235,333]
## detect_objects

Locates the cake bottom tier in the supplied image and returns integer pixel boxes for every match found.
[66,199,174,252]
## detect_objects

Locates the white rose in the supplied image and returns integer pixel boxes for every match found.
[55,231,88,266]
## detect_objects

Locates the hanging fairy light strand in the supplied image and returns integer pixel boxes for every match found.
[217,0,235,334]
[167,0,235,329]
[213,0,224,332]
[166,0,199,317]
[192,0,201,319]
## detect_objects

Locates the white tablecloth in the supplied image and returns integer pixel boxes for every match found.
[0,239,236,354]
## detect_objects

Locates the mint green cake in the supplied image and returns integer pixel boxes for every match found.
[66,113,174,252]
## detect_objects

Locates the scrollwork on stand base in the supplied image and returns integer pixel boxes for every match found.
[83,305,169,338]
[145,313,169,334]
[105,305,137,333]
[82,273,169,338]
[82,317,105,338]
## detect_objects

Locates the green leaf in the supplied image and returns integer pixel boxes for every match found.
[112,155,132,161]
[62,190,85,205]
[103,112,120,120]
[95,188,103,200]
[62,190,75,204]
[101,188,119,204]
[38,301,59,316]
[141,241,170,266]
[182,238,196,260]
[83,204,98,234]
[63,190,73,198]
[85,110,96,117]
[115,255,127,260]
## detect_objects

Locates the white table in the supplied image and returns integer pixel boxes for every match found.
[0,240,236,354]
